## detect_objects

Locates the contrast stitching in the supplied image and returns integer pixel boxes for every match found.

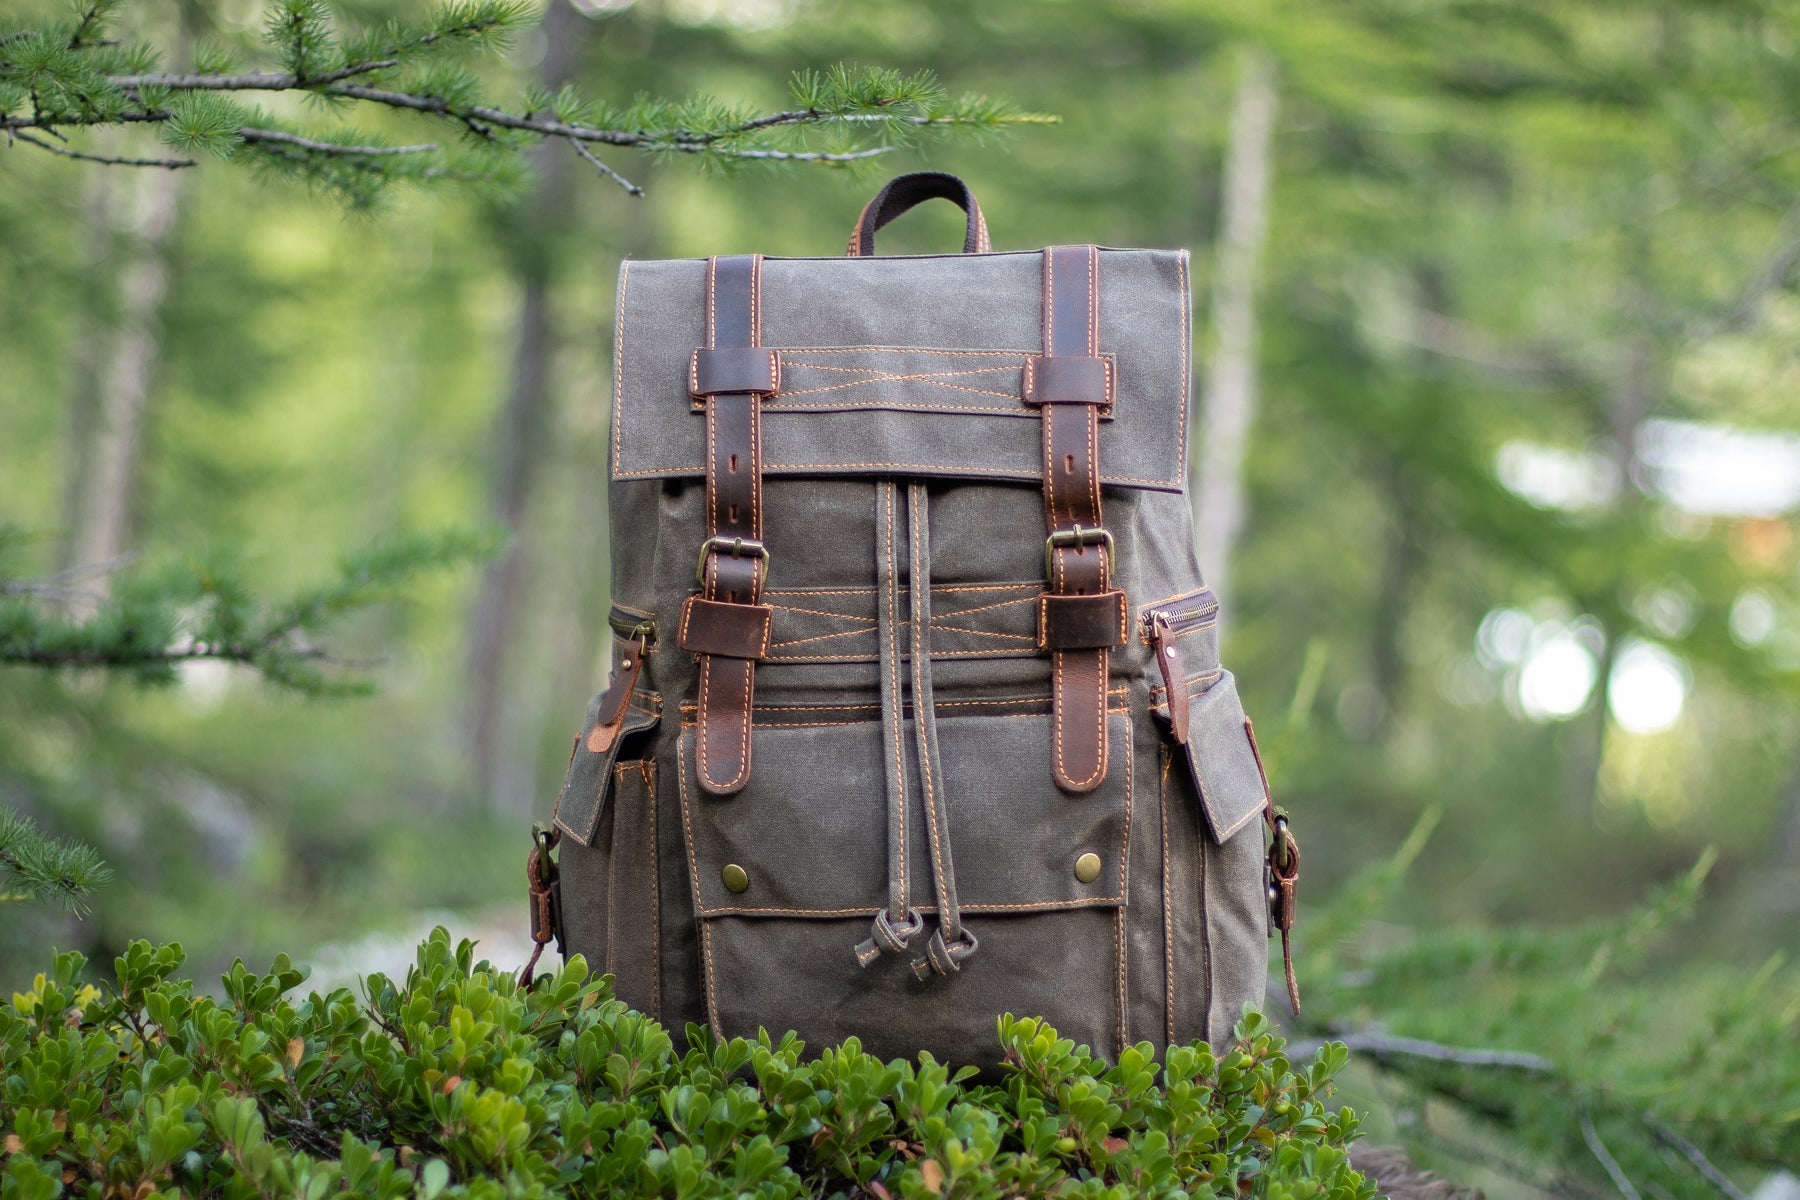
[769,602,879,623]
[1161,749,1176,1048]
[933,592,1038,620]
[930,624,1036,643]
[770,626,877,651]
[614,461,1181,487]
[610,258,632,483]
[1178,252,1191,483]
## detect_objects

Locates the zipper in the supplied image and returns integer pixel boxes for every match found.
[1142,589,1217,745]
[1138,588,1218,644]
[607,605,658,646]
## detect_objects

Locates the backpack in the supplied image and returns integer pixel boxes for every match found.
[524,172,1300,1067]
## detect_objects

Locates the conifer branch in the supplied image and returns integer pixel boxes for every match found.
[0,810,114,915]
[0,528,499,695]
[238,127,435,156]
[13,127,194,167]
[565,135,640,196]
[0,2,1045,205]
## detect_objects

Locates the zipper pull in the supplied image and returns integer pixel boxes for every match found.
[587,632,647,753]
[1148,611,1190,744]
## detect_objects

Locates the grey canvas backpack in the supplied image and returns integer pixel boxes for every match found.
[525,172,1301,1067]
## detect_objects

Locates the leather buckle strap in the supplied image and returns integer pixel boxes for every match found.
[689,347,779,398]
[1022,354,1112,407]
[681,254,769,797]
[1036,245,1124,793]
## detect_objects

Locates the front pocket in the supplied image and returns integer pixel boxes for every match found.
[676,704,1132,1063]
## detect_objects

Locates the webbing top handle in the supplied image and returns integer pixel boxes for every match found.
[846,171,992,256]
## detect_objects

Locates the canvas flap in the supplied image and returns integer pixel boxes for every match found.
[610,249,1191,493]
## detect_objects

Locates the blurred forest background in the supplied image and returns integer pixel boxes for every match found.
[5,0,1800,1194]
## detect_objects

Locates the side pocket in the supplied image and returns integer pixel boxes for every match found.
[552,691,661,847]
[548,681,662,1017]
[1182,672,1269,843]
[605,758,660,1019]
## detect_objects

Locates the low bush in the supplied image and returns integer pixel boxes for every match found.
[0,928,1371,1198]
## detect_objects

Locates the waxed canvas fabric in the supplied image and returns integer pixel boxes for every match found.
[546,237,1276,1067]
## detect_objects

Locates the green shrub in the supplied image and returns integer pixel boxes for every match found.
[0,929,1372,1199]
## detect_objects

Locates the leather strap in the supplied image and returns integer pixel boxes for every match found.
[680,254,774,796]
[587,635,646,753]
[1037,245,1125,793]
[846,171,991,257]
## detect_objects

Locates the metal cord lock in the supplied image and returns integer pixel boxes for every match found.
[1043,524,1115,581]
[694,535,770,588]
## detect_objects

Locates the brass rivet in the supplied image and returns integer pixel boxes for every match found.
[722,863,750,894]
[1074,852,1102,884]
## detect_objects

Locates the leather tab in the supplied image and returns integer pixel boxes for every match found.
[1150,623,1190,745]
[591,636,645,736]
[690,346,778,397]
[678,595,773,660]
[1022,355,1112,407]
[1037,590,1128,649]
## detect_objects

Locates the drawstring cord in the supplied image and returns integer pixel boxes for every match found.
[854,482,976,978]
[856,481,925,966]
[904,482,977,979]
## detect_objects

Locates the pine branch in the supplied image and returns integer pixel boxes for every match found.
[0,2,1046,202]
[238,126,435,156]
[0,809,114,915]
[13,127,194,166]
[0,528,499,695]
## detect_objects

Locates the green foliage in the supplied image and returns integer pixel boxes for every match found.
[1299,816,1800,1195]
[0,930,1370,1199]
[0,0,1039,208]
[0,810,111,914]
[0,527,499,695]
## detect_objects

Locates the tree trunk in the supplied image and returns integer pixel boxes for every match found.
[1192,48,1279,632]
[63,165,185,580]
[462,0,588,813]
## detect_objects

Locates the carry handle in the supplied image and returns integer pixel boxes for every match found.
[846,171,992,256]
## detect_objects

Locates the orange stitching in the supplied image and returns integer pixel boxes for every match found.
[1178,251,1191,487]
[765,587,875,598]
[610,258,632,483]
[770,626,877,651]
[769,602,878,623]
[784,361,1018,376]
[693,894,1129,919]
[932,623,1035,643]
[1161,751,1175,1047]
[614,461,1181,487]
[645,759,660,1021]
[932,592,1038,620]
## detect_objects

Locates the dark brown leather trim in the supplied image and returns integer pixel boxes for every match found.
[590,635,646,747]
[678,595,774,660]
[1022,354,1112,407]
[1151,629,1190,745]
[1037,591,1129,650]
[693,254,768,796]
[846,171,992,257]
[689,346,779,397]
[1038,245,1124,794]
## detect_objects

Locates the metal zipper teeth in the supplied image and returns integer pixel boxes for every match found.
[1140,591,1220,642]
[607,607,658,645]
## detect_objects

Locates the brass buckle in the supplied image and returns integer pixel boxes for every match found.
[694,536,770,588]
[1043,524,1115,581]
